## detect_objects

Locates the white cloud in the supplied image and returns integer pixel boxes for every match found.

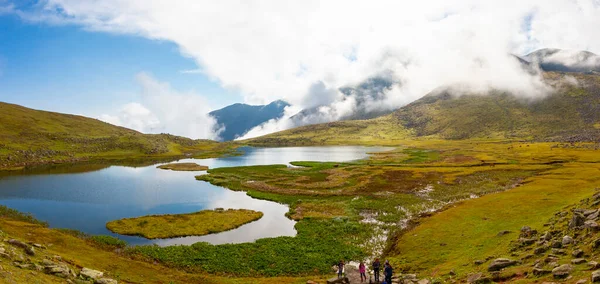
[98,73,220,140]
[13,0,600,137]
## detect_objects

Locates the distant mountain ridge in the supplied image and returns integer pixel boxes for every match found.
[525,48,600,73]
[247,71,600,145]
[209,100,289,141]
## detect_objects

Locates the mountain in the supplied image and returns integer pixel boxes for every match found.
[525,48,600,73]
[209,100,289,141]
[289,76,397,126]
[0,102,231,170]
[246,72,600,146]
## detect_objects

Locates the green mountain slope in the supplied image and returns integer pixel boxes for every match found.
[0,102,232,170]
[247,72,600,145]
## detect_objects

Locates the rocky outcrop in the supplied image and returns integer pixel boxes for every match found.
[488,258,517,271]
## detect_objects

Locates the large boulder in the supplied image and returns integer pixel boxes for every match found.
[592,270,600,282]
[552,264,573,279]
[488,258,517,271]
[80,267,104,280]
[570,214,586,228]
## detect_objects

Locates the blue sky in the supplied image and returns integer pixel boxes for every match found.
[0,12,241,117]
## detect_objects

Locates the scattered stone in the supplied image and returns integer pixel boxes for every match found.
[474,260,484,265]
[593,270,600,282]
[571,214,586,228]
[467,273,483,283]
[563,236,574,245]
[573,258,587,265]
[533,268,552,276]
[573,249,585,258]
[417,279,430,284]
[488,258,517,271]
[552,264,573,279]
[95,278,118,284]
[31,243,44,249]
[15,263,31,269]
[535,246,549,254]
[307,281,317,284]
[586,221,600,231]
[551,241,563,248]
[449,269,456,276]
[551,248,566,255]
[588,211,600,221]
[584,209,598,217]
[521,254,535,261]
[593,239,600,249]
[589,261,600,269]
[578,279,588,284]
[44,263,70,278]
[7,239,27,249]
[24,246,34,256]
[541,232,552,241]
[80,267,104,280]
[520,238,536,246]
[497,230,511,236]
[545,256,560,263]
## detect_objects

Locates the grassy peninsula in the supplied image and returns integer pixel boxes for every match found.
[157,162,209,171]
[106,209,263,239]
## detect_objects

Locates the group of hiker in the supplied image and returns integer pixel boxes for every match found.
[337,258,393,283]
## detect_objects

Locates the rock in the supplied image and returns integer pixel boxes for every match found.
[417,279,430,284]
[545,256,560,263]
[24,246,34,256]
[474,260,484,265]
[497,230,511,236]
[326,277,349,284]
[590,261,600,269]
[44,264,70,278]
[593,270,600,282]
[551,248,566,255]
[552,264,573,279]
[307,281,317,284]
[488,258,517,271]
[533,268,552,276]
[571,214,586,228]
[95,278,118,284]
[578,279,588,284]
[551,241,563,248]
[588,211,600,221]
[80,267,104,280]
[467,273,483,283]
[520,238,536,246]
[593,239,600,249]
[449,269,456,276]
[573,258,587,265]
[31,243,44,249]
[521,254,535,261]
[7,239,28,249]
[535,246,549,254]
[573,249,585,258]
[402,274,418,280]
[563,236,574,245]
[586,221,600,231]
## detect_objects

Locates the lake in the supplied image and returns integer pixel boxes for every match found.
[0,146,391,246]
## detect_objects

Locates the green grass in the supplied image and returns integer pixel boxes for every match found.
[129,218,369,277]
[107,209,263,239]
[0,204,48,226]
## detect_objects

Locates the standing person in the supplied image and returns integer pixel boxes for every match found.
[337,260,345,278]
[384,260,393,284]
[372,258,381,283]
[359,261,367,282]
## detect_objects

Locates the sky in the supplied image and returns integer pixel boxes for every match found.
[1,0,600,140]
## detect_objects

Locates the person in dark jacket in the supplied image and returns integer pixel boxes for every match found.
[372,258,381,282]
[384,260,393,284]
[337,260,345,278]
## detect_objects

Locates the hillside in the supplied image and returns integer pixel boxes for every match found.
[247,72,600,145]
[0,102,234,170]
[209,100,289,141]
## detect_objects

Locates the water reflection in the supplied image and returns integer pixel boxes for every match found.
[0,146,391,246]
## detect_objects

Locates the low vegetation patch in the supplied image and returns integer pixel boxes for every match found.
[106,209,263,239]
[157,162,209,171]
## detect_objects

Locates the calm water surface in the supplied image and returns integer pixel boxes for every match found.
[0,146,391,246]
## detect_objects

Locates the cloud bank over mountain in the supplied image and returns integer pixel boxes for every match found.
[8,0,600,139]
